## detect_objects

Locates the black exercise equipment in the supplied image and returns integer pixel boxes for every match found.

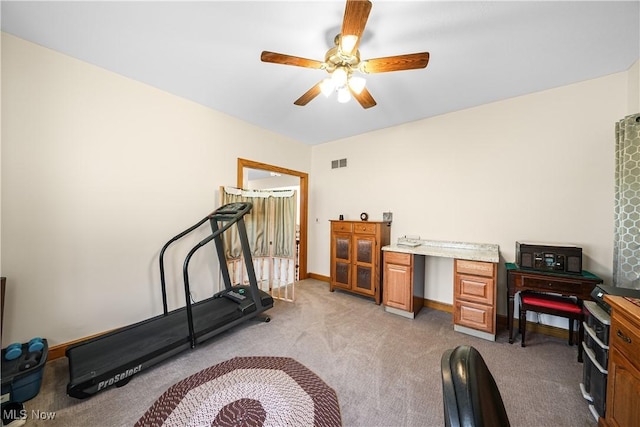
[66,202,273,399]
[441,345,510,427]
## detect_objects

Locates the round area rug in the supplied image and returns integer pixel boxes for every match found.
[135,356,342,427]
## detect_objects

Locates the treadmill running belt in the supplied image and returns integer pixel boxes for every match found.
[68,297,241,387]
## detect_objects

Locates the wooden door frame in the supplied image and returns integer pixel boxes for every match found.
[237,158,309,280]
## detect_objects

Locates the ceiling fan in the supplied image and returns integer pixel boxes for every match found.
[260,0,430,109]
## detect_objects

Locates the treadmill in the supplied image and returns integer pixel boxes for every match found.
[66,202,273,399]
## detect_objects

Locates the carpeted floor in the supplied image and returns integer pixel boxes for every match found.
[23,279,597,426]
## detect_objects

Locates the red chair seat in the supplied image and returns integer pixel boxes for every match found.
[519,291,584,362]
[520,295,581,314]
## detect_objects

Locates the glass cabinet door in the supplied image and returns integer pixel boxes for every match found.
[332,233,351,289]
[352,235,376,295]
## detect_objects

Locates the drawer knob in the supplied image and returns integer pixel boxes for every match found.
[617,329,632,344]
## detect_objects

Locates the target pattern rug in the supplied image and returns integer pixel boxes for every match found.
[135,356,342,427]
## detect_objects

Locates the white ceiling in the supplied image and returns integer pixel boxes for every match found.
[2,1,639,145]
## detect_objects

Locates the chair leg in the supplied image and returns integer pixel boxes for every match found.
[520,308,527,347]
[568,318,574,346]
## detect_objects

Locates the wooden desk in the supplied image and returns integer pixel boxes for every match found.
[505,263,603,344]
[383,240,500,340]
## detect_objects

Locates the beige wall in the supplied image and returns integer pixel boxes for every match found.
[2,32,637,345]
[1,34,311,346]
[246,174,300,190]
[310,71,629,314]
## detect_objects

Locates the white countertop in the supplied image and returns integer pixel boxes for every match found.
[382,239,500,263]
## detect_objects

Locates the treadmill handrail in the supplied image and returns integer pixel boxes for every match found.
[158,202,252,315]
[158,216,209,315]
[235,217,265,313]
[181,202,258,347]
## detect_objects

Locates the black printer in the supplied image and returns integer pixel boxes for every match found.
[591,284,640,314]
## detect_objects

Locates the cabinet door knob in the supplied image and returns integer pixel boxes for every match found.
[617,329,632,344]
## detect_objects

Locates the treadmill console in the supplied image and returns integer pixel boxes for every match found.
[225,290,247,302]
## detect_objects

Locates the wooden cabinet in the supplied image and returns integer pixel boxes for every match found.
[454,259,497,340]
[330,220,390,304]
[600,295,640,427]
[383,251,425,318]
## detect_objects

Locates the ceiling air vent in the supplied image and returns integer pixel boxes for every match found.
[331,158,347,169]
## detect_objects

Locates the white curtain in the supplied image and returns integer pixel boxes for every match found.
[613,113,640,289]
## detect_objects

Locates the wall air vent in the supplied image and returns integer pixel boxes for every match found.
[331,158,347,169]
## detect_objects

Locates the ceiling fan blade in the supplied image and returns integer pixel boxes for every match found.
[361,52,430,73]
[351,87,376,109]
[261,51,325,69]
[340,0,372,55]
[294,82,323,106]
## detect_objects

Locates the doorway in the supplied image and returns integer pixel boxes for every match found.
[237,158,308,280]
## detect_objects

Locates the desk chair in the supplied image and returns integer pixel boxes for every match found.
[519,291,584,362]
[441,345,510,427]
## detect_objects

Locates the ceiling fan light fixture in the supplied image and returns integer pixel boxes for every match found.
[320,78,335,97]
[348,75,366,94]
[331,66,349,87]
[337,87,351,103]
[340,34,358,55]
[260,0,428,109]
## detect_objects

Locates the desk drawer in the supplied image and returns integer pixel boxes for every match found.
[455,274,494,305]
[455,260,495,278]
[384,251,412,266]
[353,223,377,234]
[610,314,640,371]
[518,275,586,295]
[332,222,353,233]
[454,300,495,334]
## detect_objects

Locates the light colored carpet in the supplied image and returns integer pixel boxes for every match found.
[23,279,597,426]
